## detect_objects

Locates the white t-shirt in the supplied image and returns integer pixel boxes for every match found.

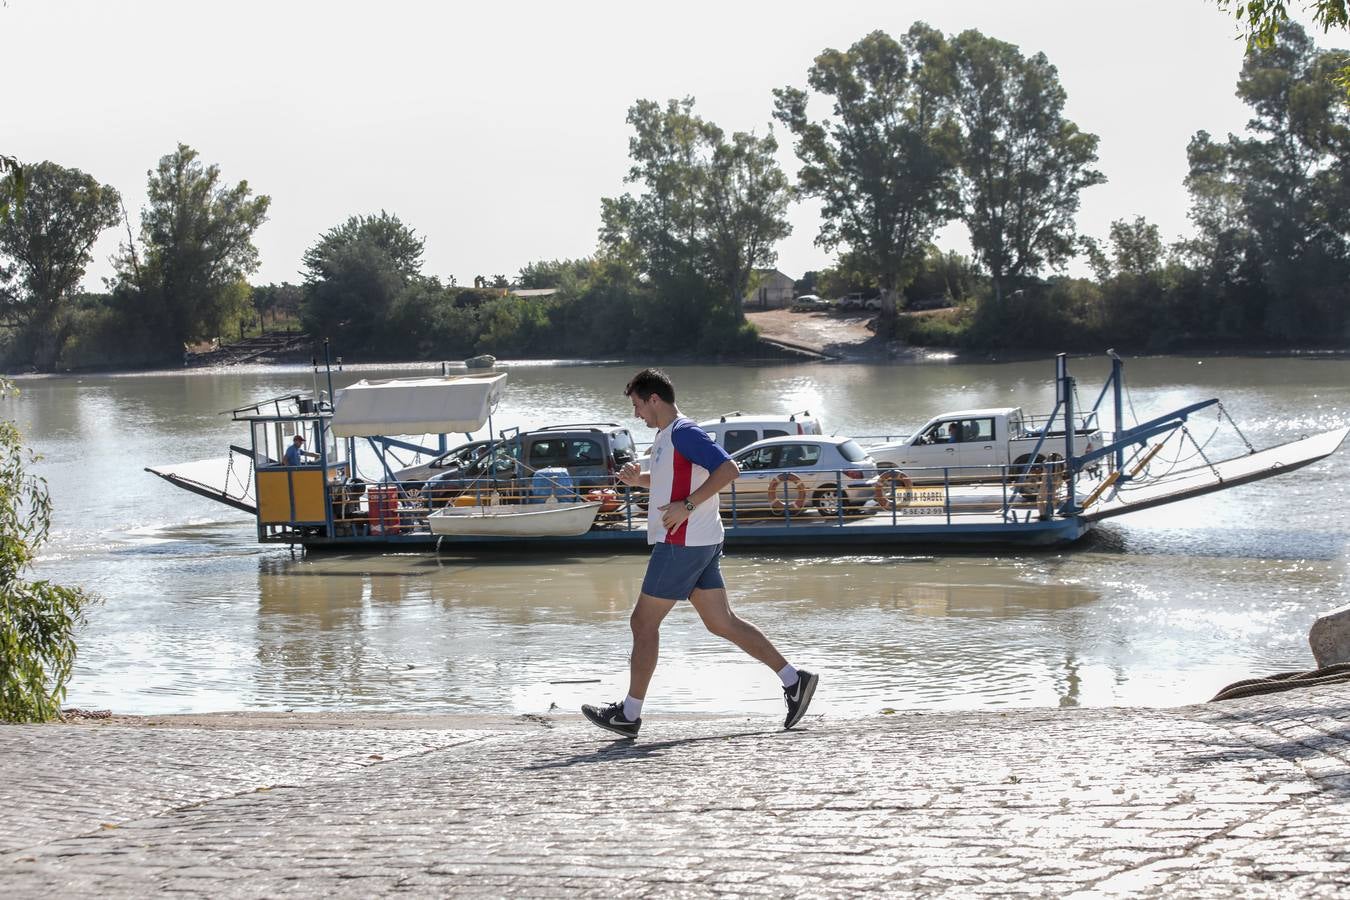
[646,417,732,546]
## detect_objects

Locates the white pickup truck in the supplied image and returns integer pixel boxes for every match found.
[867,407,1104,486]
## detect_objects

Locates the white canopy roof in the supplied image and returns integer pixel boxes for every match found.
[330,373,507,437]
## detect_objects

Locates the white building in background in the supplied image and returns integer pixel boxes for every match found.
[743,269,796,309]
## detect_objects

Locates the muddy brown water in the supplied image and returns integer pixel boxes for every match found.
[11,355,1350,716]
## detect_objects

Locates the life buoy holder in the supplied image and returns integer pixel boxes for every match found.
[874,470,914,509]
[1043,454,1066,493]
[767,472,808,513]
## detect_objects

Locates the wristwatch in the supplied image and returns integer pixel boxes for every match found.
[683,498,696,512]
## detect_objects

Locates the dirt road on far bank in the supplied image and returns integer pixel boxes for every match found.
[748,308,954,362]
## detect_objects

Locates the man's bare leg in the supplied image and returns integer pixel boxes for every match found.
[627,593,677,700]
[687,587,788,671]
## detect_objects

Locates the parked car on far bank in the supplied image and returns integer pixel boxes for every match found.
[790,294,831,312]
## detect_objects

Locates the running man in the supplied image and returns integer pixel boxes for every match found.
[582,368,818,738]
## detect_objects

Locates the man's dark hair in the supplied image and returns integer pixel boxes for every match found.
[624,368,675,404]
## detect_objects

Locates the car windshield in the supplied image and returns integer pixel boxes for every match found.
[838,440,867,462]
[449,443,483,464]
[735,446,779,471]
[466,444,519,477]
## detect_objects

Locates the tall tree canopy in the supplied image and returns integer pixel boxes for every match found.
[0,161,121,368]
[302,210,424,283]
[117,144,270,353]
[773,25,960,319]
[702,130,793,320]
[947,30,1104,301]
[600,97,791,327]
[300,211,425,347]
[1108,216,1165,277]
[1184,23,1350,339]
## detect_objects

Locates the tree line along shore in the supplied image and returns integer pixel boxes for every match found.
[2,22,1348,375]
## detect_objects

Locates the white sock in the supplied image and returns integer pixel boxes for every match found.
[622,695,643,721]
[777,664,799,688]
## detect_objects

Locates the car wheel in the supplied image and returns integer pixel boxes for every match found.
[814,485,842,516]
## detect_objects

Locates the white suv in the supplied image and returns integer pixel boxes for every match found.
[634,412,823,482]
[697,411,822,455]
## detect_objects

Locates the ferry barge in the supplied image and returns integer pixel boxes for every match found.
[147,354,1347,553]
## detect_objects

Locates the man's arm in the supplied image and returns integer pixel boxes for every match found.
[658,459,738,530]
[688,459,739,503]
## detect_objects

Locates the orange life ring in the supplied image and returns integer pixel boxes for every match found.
[767,472,808,513]
[874,470,914,509]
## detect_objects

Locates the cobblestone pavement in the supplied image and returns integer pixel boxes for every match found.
[2,687,1348,898]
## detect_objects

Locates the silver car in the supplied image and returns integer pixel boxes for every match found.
[721,435,878,517]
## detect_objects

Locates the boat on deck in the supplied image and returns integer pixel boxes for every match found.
[144,354,1347,552]
[428,499,602,537]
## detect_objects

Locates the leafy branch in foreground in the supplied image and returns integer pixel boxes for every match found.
[1216,0,1350,90]
[0,154,24,220]
[0,379,93,722]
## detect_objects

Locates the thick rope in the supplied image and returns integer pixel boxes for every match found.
[1210,663,1350,702]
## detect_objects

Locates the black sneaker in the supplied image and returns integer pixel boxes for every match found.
[581,701,641,738]
[783,669,819,729]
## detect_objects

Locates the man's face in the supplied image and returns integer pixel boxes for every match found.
[630,393,658,428]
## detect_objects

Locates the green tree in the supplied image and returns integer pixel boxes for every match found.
[1217,1,1350,89]
[601,97,792,327]
[300,212,425,352]
[517,258,591,289]
[117,144,270,354]
[1095,217,1175,347]
[1183,23,1350,339]
[702,129,793,320]
[814,252,875,302]
[304,211,424,284]
[0,380,92,722]
[601,99,706,295]
[947,30,1105,302]
[773,25,961,320]
[902,245,985,307]
[0,162,121,369]
[250,281,303,327]
[1108,216,1164,277]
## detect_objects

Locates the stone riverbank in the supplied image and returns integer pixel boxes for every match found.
[2,686,1348,897]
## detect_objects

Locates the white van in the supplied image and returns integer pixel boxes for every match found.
[637,412,822,471]
[697,411,822,455]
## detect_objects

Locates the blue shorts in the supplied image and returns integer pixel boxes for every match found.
[641,542,725,601]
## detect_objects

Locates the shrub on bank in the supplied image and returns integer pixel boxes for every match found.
[0,379,94,722]
[57,305,166,370]
[891,306,973,347]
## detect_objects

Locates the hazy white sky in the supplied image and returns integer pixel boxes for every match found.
[5,1,1331,290]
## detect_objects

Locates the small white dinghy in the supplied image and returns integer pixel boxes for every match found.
[428,499,602,537]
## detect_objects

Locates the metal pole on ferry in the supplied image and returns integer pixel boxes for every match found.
[322,339,336,410]
[1109,349,1125,476]
[1059,353,1077,514]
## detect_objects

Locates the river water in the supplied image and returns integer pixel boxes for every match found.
[10,355,1350,718]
